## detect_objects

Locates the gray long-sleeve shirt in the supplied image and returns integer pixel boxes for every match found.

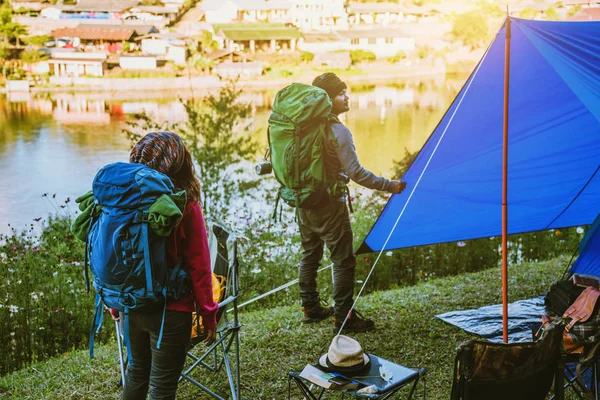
[330,121,395,193]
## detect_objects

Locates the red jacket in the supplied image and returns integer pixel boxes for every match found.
[166,201,218,331]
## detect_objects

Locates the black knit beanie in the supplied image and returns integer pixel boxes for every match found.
[312,72,347,99]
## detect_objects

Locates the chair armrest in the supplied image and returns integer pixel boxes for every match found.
[218,295,238,309]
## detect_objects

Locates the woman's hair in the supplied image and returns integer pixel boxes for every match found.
[129,131,201,203]
[169,146,201,203]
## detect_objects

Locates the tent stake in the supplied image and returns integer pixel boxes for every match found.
[502,17,512,344]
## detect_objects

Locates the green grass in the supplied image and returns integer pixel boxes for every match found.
[0,256,567,399]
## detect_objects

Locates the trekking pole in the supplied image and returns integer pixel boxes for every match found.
[115,319,126,387]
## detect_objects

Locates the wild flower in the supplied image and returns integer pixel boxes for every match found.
[457,241,466,247]
[9,305,18,314]
[385,251,393,256]
[577,227,584,234]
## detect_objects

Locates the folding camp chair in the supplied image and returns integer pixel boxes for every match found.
[450,322,564,400]
[180,223,241,400]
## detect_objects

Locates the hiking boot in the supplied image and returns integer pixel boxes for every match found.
[303,301,334,323]
[334,310,375,334]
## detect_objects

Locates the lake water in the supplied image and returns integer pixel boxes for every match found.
[0,75,465,235]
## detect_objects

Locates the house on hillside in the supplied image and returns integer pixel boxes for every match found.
[48,0,140,20]
[234,0,292,23]
[137,32,189,64]
[300,32,345,53]
[77,23,159,37]
[397,3,429,23]
[126,4,182,23]
[347,2,403,26]
[289,0,348,31]
[46,51,108,77]
[214,23,302,53]
[336,28,414,57]
[51,25,138,53]
[198,0,348,31]
[199,0,239,23]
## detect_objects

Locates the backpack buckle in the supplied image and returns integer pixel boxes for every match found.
[119,294,137,308]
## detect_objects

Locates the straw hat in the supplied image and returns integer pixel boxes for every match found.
[318,335,371,374]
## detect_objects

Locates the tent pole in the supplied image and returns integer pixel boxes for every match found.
[502,17,511,344]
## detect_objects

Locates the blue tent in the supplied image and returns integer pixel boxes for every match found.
[358,18,600,255]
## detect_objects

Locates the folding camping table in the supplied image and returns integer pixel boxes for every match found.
[287,354,426,399]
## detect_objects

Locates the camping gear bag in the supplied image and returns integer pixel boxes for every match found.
[85,162,191,359]
[267,83,338,209]
[545,278,585,317]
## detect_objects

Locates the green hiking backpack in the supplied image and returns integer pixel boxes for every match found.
[268,83,342,209]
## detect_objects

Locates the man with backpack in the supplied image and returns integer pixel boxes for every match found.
[298,72,407,333]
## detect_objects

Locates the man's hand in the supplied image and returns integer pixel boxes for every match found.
[391,180,407,194]
[204,329,216,346]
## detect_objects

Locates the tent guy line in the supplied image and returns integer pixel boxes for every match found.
[335,44,491,336]
[543,165,600,231]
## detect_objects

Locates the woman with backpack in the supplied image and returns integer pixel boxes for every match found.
[113,131,218,400]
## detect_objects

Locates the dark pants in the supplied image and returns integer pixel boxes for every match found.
[123,309,192,400]
[298,200,356,319]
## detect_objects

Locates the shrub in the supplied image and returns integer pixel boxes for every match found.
[300,51,314,63]
[0,211,103,376]
[388,50,407,64]
[349,49,376,65]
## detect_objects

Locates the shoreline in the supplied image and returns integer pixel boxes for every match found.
[1,67,450,95]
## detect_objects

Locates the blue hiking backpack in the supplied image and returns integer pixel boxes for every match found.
[85,162,190,360]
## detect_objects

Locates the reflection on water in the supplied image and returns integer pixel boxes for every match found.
[0,76,466,234]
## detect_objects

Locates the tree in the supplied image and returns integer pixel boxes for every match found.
[197,30,218,53]
[450,11,489,50]
[180,80,258,216]
[20,49,49,65]
[123,80,259,219]
[545,7,559,20]
[518,8,539,20]
[190,53,213,75]
[0,5,28,46]
[23,35,51,47]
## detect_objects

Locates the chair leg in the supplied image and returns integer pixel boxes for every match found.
[555,356,565,400]
[594,360,599,400]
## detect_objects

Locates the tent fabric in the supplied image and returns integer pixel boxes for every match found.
[359,18,600,254]
[569,213,600,277]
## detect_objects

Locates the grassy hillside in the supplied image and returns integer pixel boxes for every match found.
[0,256,567,399]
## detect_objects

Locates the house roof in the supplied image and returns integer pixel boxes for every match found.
[56,0,139,13]
[347,2,401,14]
[199,0,234,11]
[336,28,408,39]
[130,5,180,14]
[301,32,342,43]
[397,3,428,15]
[206,49,251,60]
[231,0,291,11]
[48,57,107,63]
[563,0,600,4]
[214,23,302,40]
[570,7,600,20]
[76,24,158,36]
[52,27,137,41]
